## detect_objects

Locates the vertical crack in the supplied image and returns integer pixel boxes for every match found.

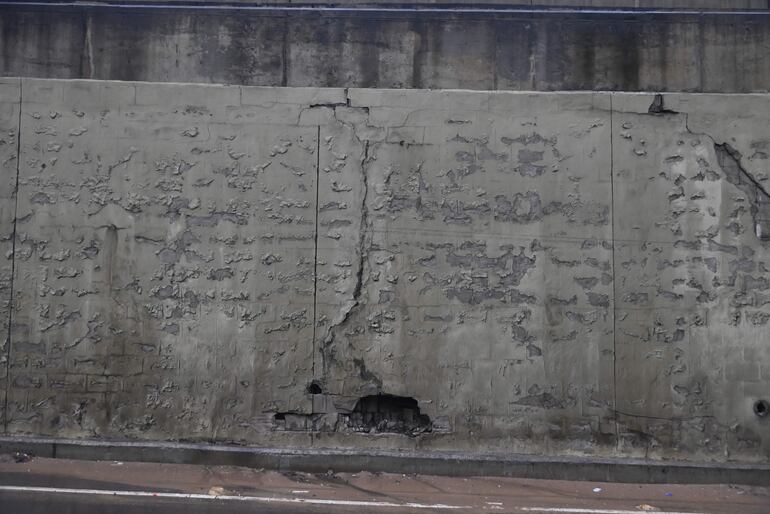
[4,79,22,434]
[311,125,320,381]
[352,139,370,307]
[319,135,370,383]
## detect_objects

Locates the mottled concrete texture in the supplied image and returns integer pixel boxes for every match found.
[2,4,770,93]
[0,78,768,465]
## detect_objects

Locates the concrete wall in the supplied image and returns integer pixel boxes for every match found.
[2,4,770,93]
[0,77,768,463]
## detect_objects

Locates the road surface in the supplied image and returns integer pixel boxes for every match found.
[0,454,767,513]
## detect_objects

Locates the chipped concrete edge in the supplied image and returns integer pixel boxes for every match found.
[0,436,768,485]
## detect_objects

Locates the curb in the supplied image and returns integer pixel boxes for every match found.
[0,436,768,485]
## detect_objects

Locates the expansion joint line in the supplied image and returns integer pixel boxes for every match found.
[609,93,619,446]
[4,79,22,434]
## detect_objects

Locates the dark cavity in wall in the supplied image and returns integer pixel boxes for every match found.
[345,394,432,436]
[647,94,678,115]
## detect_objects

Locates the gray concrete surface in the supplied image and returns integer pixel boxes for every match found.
[2,3,770,93]
[0,78,769,466]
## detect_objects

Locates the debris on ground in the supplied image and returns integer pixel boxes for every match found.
[13,452,31,463]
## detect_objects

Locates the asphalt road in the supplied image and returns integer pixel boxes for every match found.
[0,455,767,514]
[1,491,347,514]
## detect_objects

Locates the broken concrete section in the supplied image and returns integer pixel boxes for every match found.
[0,80,768,464]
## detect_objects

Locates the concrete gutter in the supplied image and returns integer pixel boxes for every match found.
[0,436,768,485]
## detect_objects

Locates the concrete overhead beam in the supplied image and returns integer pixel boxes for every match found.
[7,1,770,10]
[2,2,770,92]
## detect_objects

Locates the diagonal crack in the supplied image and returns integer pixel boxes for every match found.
[714,142,770,241]
[650,90,770,242]
[715,142,770,200]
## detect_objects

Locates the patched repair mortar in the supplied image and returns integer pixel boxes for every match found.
[0,78,768,463]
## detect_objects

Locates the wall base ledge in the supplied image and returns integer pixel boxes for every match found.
[0,436,767,485]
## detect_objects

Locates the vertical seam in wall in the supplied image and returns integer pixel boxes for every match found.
[85,14,94,80]
[697,15,705,92]
[3,78,22,434]
[609,93,619,447]
[530,23,540,91]
[281,16,289,87]
[492,22,499,91]
[80,12,88,79]
[311,125,320,384]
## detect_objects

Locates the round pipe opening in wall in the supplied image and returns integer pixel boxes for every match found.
[754,400,769,418]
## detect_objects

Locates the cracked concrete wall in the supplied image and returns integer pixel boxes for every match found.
[314,90,618,454]
[8,79,326,442]
[612,94,770,461]
[0,78,768,463]
[3,5,770,93]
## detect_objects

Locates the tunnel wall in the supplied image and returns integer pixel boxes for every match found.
[0,78,768,462]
